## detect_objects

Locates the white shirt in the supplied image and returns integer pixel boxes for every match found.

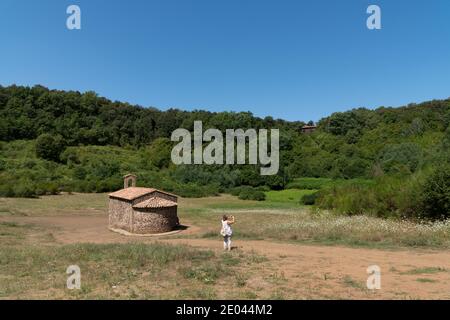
[222,220,232,236]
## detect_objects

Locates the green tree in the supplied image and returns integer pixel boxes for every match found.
[35,134,66,162]
[407,118,425,136]
[379,143,423,174]
[420,165,450,219]
[442,126,450,150]
[144,138,173,169]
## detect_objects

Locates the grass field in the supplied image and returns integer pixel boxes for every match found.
[265,189,316,203]
[175,192,450,249]
[0,237,265,299]
[1,191,450,248]
[1,192,450,299]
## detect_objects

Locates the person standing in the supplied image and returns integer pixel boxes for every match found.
[220,215,235,251]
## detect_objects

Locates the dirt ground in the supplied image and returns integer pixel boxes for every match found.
[2,214,449,299]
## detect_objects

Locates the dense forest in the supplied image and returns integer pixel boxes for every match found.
[1,85,450,219]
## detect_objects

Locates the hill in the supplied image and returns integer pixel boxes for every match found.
[1,84,449,219]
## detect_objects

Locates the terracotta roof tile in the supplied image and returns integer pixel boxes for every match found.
[109,187,178,201]
[109,187,156,201]
[133,197,178,209]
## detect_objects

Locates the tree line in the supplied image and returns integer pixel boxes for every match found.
[1,84,449,219]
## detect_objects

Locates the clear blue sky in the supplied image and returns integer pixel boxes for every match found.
[1,0,449,121]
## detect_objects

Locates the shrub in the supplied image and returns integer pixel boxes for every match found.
[316,175,424,218]
[60,148,80,166]
[379,143,423,174]
[88,159,120,179]
[263,174,285,190]
[300,192,319,205]
[342,158,370,179]
[229,186,253,196]
[286,178,333,190]
[35,134,66,162]
[253,191,266,201]
[144,138,172,169]
[172,183,220,198]
[254,185,271,192]
[287,178,373,190]
[238,188,266,201]
[13,183,36,198]
[0,184,15,197]
[317,184,372,216]
[76,180,97,193]
[0,159,6,171]
[72,166,87,180]
[419,165,450,219]
[229,186,266,200]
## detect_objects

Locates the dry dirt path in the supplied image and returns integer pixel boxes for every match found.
[2,215,450,299]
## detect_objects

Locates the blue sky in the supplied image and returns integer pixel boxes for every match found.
[1,0,449,121]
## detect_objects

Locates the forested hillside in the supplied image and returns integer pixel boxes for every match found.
[0,85,302,145]
[1,85,449,219]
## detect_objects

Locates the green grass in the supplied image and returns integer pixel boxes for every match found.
[0,221,20,228]
[235,274,248,287]
[402,267,447,275]
[286,177,375,190]
[0,139,221,198]
[0,242,252,299]
[342,276,366,290]
[286,178,334,190]
[0,193,107,216]
[416,278,438,283]
[0,192,449,299]
[265,189,317,203]
[182,193,450,249]
[2,193,450,249]
[0,214,272,299]
[183,197,450,249]
[180,263,228,284]
[0,221,39,245]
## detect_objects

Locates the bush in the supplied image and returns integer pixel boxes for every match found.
[253,191,266,201]
[286,178,333,190]
[317,184,372,216]
[13,184,36,198]
[419,165,450,219]
[262,174,285,190]
[172,183,220,198]
[72,166,87,180]
[316,175,424,218]
[238,188,266,201]
[229,186,253,197]
[94,178,122,193]
[287,178,373,190]
[76,180,97,193]
[60,148,80,166]
[254,185,271,192]
[342,158,370,179]
[0,184,15,197]
[379,143,423,174]
[300,192,319,205]
[0,159,6,171]
[35,134,66,162]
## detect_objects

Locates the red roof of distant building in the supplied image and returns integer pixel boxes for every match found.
[133,196,178,209]
[109,187,177,201]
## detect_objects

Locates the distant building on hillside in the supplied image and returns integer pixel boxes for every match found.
[108,174,179,235]
[301,125,317,134]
